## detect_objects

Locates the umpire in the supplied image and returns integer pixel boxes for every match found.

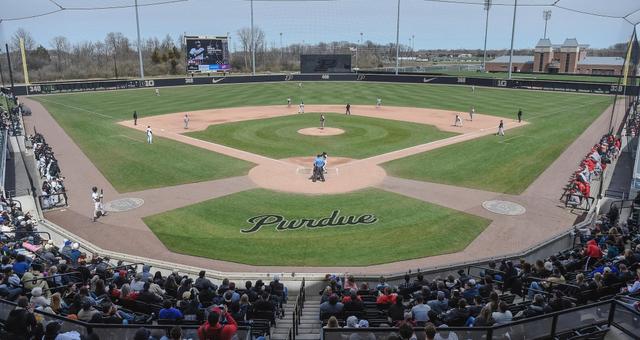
[311,154,326,182]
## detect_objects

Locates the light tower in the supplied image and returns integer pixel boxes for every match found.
[543,10,552,39]
[482,0,491,71]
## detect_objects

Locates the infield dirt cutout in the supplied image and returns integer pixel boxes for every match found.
[120,105,527,194]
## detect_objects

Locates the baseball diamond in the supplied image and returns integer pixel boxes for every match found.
[1,2,639,338]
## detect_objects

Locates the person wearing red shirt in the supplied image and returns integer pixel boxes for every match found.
[376,287,398,305]
[583,240,603,260]
[198,306,238,340]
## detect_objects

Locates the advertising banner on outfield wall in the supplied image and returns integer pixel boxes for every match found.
[185,36,230,73]
[13,74,640,96]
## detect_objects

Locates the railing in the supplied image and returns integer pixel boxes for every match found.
[287,277,306,340]
[0,298,252,340]
[0,128,7,191]
[323,297,638,340]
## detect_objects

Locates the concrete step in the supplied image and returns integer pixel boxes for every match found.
[272,327,321,335]
[274,322,320,330]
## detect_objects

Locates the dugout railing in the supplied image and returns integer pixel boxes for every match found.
[321,297,640,340]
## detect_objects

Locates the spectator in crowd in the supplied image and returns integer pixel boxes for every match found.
[197,306,238,340]
[491,302,513,325]
[6,296,37,339]
[320,294,344,317]
[159,299,184,321]
[428,291,449,315]
[411,295,431,325]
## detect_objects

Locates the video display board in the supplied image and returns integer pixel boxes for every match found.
[185,35,230,72]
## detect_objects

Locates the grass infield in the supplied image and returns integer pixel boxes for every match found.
[32,82,612,193]
[187,112,456,159]
[143,188,491,266]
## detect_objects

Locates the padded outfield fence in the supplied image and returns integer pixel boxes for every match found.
[9,73,640,97]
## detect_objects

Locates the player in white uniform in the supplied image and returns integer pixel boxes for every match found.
[471,85,475,93]
[469,106,475,121]
[299,101,305,114]
[454,114,463,127]
[287,97,291,108]
[183,114,190,129]
[91,186,107,222]
[155,88,160,96]
[320,114,325,129]
[146,126,153,144]
[376,98,382,108]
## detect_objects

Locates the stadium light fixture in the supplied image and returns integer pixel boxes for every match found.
[543,9,552,39]
[482,0,491,71]
[507,0,518,80]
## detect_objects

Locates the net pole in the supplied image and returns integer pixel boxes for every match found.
[507,0,518,80]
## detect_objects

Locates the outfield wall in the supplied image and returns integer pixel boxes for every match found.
[11,73,639,96]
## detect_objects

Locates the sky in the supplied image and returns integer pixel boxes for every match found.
[0,0,638,51]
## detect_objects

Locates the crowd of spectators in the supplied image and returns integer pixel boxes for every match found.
[565,133,621,207]
[319,206,640,338]
[1,215,289,339]
[0,91,24,136]
[30,133,67,209]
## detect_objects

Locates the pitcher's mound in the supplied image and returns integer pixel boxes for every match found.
[298,127,345,136]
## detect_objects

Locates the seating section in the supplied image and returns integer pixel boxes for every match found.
[317,202,640,337]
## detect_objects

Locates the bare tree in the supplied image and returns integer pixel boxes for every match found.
[50,36,70,73]
[10,28,36,51]
[237,26,265,71]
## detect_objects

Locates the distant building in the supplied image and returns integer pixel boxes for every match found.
[486,38,624,75]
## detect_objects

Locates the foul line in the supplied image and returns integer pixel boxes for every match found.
[36,97,113,119]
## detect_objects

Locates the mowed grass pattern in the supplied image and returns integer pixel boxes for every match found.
[33,82,612,192]
[187,112,456,159]
[143,188,490,266]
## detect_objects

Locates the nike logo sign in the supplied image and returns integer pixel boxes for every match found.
[212,78,225,84]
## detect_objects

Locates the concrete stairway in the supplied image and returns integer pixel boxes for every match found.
[270,291,322,340]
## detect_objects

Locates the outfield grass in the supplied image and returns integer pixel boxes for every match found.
[32,82,612,192]
[143,188,490,266]
[383,94,611,194]
[34,98,252,192]
[187,112,455,159]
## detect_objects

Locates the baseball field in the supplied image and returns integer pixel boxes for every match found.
[32,81,613,266]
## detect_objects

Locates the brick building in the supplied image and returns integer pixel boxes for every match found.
[486,38,624,75]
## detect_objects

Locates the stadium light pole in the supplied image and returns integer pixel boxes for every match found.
[134,0,145,80]
[395,0,401,75]
[250,0,256,75]
[543,10,552,39]
[280,32,283,60]
[507,0,518,80]
[482,0,491,71]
